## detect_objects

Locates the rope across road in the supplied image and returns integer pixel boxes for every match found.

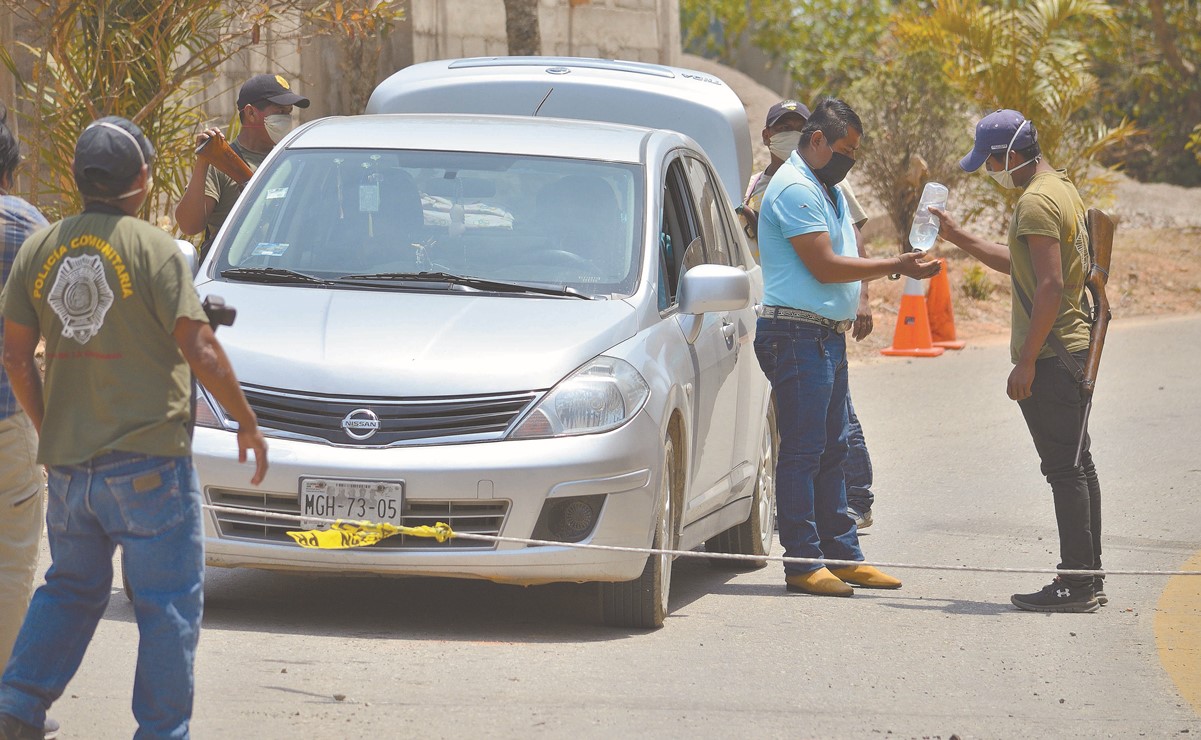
[202,503,1201,578]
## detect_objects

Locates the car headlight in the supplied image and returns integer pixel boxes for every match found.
[509,357,649,439]
[194,386,230,429]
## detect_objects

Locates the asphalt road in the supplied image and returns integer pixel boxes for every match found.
[19,315,1201,739]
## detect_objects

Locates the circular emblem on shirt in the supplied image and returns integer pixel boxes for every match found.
[46,254,115,345]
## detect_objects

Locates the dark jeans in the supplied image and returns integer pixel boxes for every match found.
[754,318,863,575]
[845,395,873,514]
[1017,352,1102,588]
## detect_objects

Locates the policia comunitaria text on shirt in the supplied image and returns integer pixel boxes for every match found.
[930,109,1104,614]
[0,115,268,738]
[753,98,941,598]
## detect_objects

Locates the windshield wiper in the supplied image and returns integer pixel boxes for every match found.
[336,271,593,299]
[221,267,333,285]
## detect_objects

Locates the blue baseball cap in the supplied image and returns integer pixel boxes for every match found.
[959,109,1037,172]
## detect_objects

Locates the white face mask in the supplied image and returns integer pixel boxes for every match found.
[768,131,802,162]
[987,120,1038,189]
[113,173,151,201]
[264,114,294,145]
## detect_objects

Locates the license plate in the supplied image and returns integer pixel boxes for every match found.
[299,478,404,531]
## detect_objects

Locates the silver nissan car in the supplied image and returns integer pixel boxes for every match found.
[192,57,776,628]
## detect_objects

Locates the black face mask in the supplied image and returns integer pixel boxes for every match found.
[813,151,855,187]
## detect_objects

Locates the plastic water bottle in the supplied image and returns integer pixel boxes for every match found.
[908,181,948,251]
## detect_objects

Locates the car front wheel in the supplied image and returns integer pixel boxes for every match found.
[600,437,678,629]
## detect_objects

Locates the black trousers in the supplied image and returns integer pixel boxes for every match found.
[1017,352,1102,587]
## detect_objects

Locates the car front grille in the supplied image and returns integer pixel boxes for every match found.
[207,487,507,549]
[238,384,540,446]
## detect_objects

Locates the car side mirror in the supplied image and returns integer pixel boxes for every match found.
[175,239,199,277]
[678,264,750,315]
[676,264,751,345]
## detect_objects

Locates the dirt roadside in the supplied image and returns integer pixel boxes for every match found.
[679,53,1201,364]
[848,226,1201,364]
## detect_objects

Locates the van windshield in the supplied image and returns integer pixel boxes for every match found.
[214,149,644,298]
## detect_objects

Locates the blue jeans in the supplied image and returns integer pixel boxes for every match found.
[0,451,204,739]
[755,318,863,574]
[845,395,874,514]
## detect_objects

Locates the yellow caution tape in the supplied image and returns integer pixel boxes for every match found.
[286,520,454,549]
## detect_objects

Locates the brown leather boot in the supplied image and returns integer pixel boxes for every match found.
[829,564,902,589]
[785,567,854,597]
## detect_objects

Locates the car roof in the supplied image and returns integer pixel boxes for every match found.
[365,57,751,202]
[285,113,657,164]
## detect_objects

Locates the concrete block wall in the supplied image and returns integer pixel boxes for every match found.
[412,0,678,67]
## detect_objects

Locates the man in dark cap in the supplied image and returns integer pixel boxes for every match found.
[931,109,1103,613]
[0,115,268,738]
[176,73,311,253]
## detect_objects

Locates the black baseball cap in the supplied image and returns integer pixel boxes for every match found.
[237,74,310,110]
[765,99,811,127]
[73,116,155,189]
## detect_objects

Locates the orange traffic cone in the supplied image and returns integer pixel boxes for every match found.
[927,258,966,350]
[881,276,945,357]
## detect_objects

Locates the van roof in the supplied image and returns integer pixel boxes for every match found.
[366,57,751,202]
[288,113,655,164]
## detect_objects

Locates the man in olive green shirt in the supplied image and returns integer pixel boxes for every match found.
[932,109,1103,614]
[176,73,311,254]
[0,116,267,739]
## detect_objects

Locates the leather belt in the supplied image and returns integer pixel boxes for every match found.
[760,305,853,333]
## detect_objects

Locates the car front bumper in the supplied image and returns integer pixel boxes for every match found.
[194,413,663,585]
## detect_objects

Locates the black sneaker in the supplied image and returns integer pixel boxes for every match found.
[1094,576,1108,607]
[0,713,42,740]
[1011,577,1099,613]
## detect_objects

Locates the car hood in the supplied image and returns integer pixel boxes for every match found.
[195,282,639,396]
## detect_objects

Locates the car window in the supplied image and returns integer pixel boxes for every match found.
[658,159,693,311]
[681,155,738,269]
[216,149,644,299]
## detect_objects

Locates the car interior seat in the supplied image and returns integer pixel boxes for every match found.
[304,164,424,272]
[534,174,624,268]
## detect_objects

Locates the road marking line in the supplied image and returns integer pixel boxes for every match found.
[1155,549,1201,717]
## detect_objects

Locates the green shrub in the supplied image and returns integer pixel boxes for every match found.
[960,264,994,301]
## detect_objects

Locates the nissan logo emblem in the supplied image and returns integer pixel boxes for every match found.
[341,408,381,440]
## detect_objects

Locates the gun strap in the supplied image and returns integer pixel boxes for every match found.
[1012,278,1084,382]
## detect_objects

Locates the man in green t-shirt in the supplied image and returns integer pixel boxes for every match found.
[931,109,1102,614]
[0,116,268,738]
[175,73,311,255]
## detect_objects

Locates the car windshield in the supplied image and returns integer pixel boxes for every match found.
[214,148,644,298]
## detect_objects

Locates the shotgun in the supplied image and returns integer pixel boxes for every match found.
[1074,208,1114,467]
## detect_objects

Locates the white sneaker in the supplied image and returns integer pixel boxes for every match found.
[847,507,873,529]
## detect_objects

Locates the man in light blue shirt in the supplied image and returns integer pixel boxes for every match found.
[754,98,940,597]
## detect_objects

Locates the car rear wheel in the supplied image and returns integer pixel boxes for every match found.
[705,397,777,568]
[600,437,677,629]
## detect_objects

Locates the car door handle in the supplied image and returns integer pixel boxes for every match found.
[720,320,736,339]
